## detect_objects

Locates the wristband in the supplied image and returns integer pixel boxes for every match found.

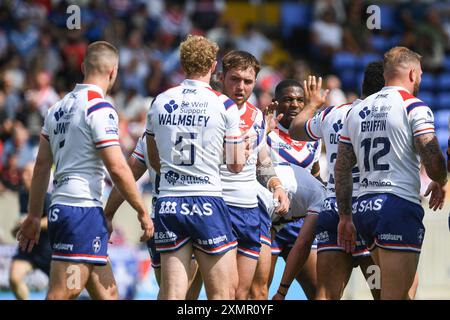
[279,282,290,289]
[277,289,287,297]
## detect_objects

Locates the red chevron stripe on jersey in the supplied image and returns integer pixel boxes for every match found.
[239,102,259,134]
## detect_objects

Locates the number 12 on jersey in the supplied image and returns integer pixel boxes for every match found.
[361,137,390,172]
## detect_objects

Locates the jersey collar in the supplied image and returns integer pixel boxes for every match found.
[74,83,105,98]
[381,85,410,93]
[276,122,289,134]
[182,79,212,88]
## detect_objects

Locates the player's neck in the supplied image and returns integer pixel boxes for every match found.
[384,80,412,93]
[82,77,108,96]
[186,73,211,86]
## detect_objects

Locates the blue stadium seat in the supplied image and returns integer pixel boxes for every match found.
[436,128,448,154]
[358,53,381,70]
[371,35,389,54]
[332,52,358,72]
[434,110,450,130]
[436,73,450,91]
[443,55,450,71]
[379,5,396,31]
[280,2,312,38]
[338,69,357,90]
[436,92,450,110]
[418,91,435,108]
[420,73,435,92]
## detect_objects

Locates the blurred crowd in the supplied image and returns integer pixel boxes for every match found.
[1,0,450,193]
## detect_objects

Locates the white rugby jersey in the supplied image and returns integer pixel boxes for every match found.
[146,79,242,197]
[267,123,321,194]
[41,84,120,207]
[340,86,436,205]
[220,101,266,207]
[305,101,361,198]
[131,133,158,197]
[257,165,325,230]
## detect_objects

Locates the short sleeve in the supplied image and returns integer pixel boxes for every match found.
[132,136,146,165]
[307,189,325,216]
[339,119,352,146]
[407,102,435,137]
[145,98,157,137]
[86,101,120,149]
[305,110,324,141]
[224,102,243,145]
[41,108,51,141]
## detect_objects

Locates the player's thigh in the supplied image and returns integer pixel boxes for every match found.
[357,255,381,300]
[9,259,33,283]
[46,260,91,299]
[160,244,194,299]
[253,243,272,284]
[316,251,353,300]
[375,247,419,299]
[86,258,118,300]
[194,248,235,299]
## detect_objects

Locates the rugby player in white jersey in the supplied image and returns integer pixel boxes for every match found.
[17,41,154,300]
[219,50,290,300]
[259,79,324,300]
[335,47,447,299]
[289,66,386,299]
[146,35,246,300]
[103,133,202,300]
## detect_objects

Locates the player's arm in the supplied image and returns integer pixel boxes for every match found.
[224,102,245,173]
[335,141,357,253]
[100,146,153,241]
[146,134,161,175]
[289,75,329,141]
[104,155,147,230]
[225,137,245,173]
[311,160,324,184]
[273,214,318,300]
[414,133,447,210]
[256,146,289,215]
[17,135,53,252]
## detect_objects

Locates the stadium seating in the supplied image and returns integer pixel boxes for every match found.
[418,91,435,108]
[420,73,435,92]
[280,2,312,38]
[436,92,450,110]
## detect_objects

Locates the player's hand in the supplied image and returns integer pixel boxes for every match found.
[303,75,329,109]
[272,291,286,300]
[138,212,154,242]
[425,181,447,211]
[105,216,114,244]
[273,187,290,216]
[337,216,356,254]
[16,215,41,253]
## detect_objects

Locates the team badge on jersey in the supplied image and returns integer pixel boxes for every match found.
[164,100,179,113]
[92,237,102,253]
[359,106,371,119]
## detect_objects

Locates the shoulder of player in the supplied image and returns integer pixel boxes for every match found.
[85,98,117,117]
[392,89,430,114]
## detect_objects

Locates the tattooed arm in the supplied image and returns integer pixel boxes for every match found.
[257,147,290,215]
[335,142,357,253]
[414,133,447,210]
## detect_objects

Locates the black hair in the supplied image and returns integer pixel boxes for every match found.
[361,61,384,97]
[274,79,302,100]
